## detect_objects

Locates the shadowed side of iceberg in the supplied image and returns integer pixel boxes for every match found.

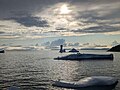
[54,53,114,60]
[0,48,5,53]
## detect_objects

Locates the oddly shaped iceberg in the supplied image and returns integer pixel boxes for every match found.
[52,76,118,90]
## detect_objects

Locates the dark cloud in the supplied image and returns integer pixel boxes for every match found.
[72,25,120,33]
[0,31,5,34]
[56,27,67,30]
[0,0,120,35]
[103,9,120,19]
[0,0,66,12]
[0,0,66,27]
[72,3,120,34]
[75,7,120,23]
[0,0,119,14]
[69,0,120,4]
[4,14,49,27]
[0,0,66,19]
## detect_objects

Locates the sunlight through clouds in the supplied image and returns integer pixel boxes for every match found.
[0,0,120,39]
[59,4,72,14]
[33,1,120,37]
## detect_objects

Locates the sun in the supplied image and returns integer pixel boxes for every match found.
[60,4,71,14]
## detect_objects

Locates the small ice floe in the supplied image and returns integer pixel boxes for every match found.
[52,76,118,90]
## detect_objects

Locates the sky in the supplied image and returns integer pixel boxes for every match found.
[0,0,120,46]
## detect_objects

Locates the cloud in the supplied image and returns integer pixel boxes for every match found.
[67,42,79,47]
[4,14,49,27]
[76,5,120,21]
[50,39,65,46]
[72,25,120,33]
[0,0,120,37]
[0,0,66,19]
[69,0,120,3]
[0,31,5,34]
[67,2,120,34]
[41,42,50,46]
[41,39,66,48]
[0,35,20,39]
[111,40,119,46]
[83,43,89,46]
[93,44,107,47]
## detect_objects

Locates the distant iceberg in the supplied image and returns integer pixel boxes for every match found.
[108,44,120,52]
[69,48,79,52]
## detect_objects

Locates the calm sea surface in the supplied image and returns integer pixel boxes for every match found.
[0,50,120,90]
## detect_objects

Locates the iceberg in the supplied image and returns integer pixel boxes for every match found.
[54,53,113,60]
[52,76,118,90]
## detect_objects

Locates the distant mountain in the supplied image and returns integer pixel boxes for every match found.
[108,44,120,52]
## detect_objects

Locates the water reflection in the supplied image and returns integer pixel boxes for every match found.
[0,50,120,90]
[51,60,114,81]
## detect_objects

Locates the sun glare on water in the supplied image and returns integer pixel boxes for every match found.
[60,4,71,14]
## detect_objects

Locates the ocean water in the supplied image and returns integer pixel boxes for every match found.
[0,50,120,90]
